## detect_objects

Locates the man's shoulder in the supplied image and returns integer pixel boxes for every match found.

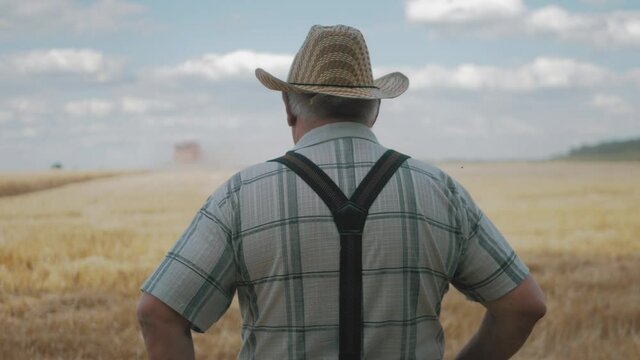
[403,157,456,190]
[207,160,283,198]
[237,160,283,182]
[200,161,282,217]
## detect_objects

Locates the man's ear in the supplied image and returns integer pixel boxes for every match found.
[282,92,296,127]
[369,99,381,127]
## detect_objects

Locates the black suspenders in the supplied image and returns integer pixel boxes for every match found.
[270,149,410,359]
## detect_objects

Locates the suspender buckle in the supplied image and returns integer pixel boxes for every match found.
[335,201,367,235]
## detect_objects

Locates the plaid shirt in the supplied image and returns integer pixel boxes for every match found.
[141,122,528,359]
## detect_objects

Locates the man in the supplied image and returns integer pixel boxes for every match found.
[137,25,546,359]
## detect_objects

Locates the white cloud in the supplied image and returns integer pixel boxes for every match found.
[440,116,538,138]
[527,6,595,35]
[398,57,613,91]
[7,98,48,114]
[121,97,174,114]
[0,97,52,126]
[601,12,640,46]
[155,50,293,81]
[629,68,640,86]
[527,7,640,46]
[0,109,12,123]
[495,117,539,135]
[406,0,524,24]
[2,98,50,123]
[1,49,123,82]
[21,127,37,138]
[406,1,640,47]
[590,93,633,114]
[64,99,115,117]
[0,0,146,34]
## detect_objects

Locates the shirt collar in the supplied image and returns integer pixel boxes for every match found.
[293,122,379,150]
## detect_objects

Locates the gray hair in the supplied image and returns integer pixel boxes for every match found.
[286,92,380,125]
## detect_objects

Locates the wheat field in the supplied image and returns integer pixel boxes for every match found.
[0,162,639,359]
[0,170,127,197]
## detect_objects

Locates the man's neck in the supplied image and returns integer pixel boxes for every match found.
[292,118,369,144]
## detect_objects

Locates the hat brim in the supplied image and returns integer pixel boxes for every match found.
[255,68,409,99]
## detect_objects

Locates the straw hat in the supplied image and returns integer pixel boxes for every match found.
[255,25,409,99]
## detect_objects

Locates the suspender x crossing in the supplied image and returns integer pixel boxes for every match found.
[271,149,410,359]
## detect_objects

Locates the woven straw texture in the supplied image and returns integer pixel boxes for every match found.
[255,25,408,99]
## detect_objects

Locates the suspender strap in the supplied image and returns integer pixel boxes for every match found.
[271,149,409,359]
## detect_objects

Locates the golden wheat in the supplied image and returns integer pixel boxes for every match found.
[0,162,638,359]
[0,170,127,197]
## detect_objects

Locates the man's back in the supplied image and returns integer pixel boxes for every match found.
[138,25,543,360]
[142,122,529,359]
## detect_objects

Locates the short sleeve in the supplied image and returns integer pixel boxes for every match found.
[450,180,529,303]
[140,186,237,332]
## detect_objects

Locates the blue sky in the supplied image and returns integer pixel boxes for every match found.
[1,0,639,170]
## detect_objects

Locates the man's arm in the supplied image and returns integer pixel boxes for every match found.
[137,292,195,360]
[455,275,546,360]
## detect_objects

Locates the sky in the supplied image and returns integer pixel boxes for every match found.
[1,0,639,170]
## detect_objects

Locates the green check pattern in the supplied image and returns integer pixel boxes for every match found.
[141,122,528,359]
